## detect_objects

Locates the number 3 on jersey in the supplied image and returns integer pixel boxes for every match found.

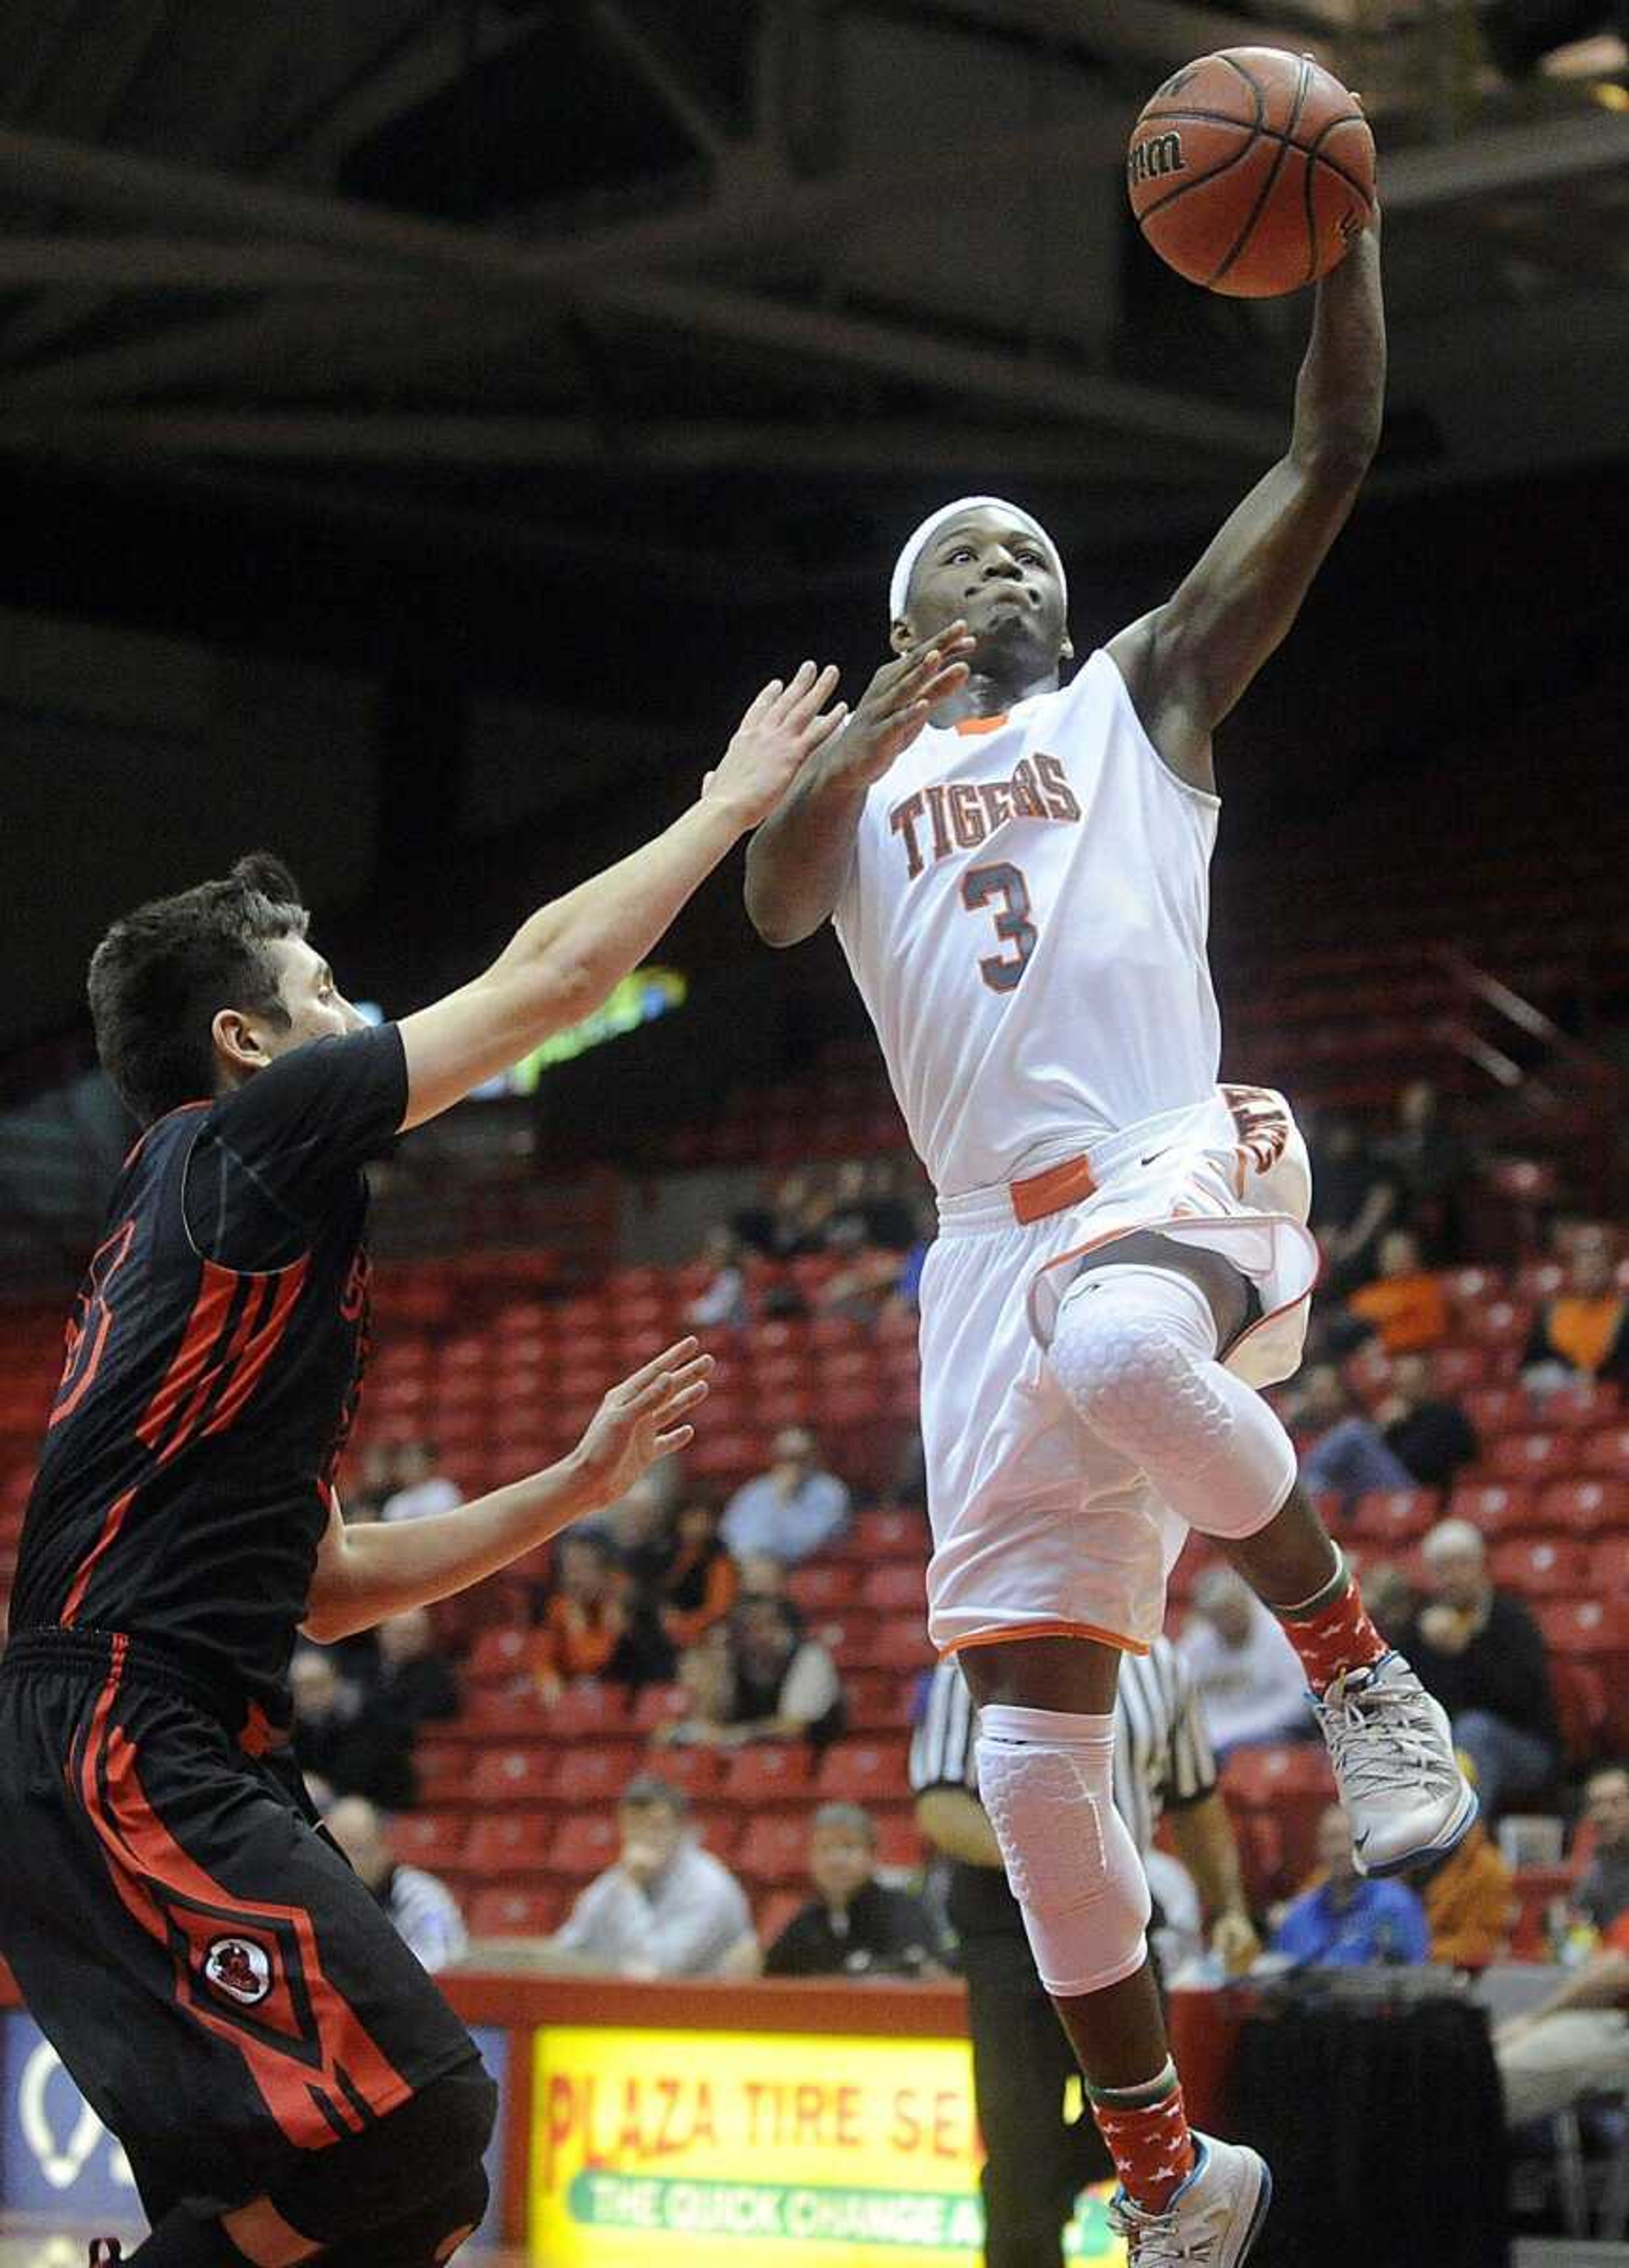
[962,862,1038,992]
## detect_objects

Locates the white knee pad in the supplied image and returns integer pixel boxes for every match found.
[1049,1264,1295,1540]
[975,1703,1151,1998]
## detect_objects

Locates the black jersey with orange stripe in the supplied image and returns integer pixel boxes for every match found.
[10,1023,409,1722]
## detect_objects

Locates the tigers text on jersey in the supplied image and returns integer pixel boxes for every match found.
[11,1024,407,1722]
[832,649,1221,1198]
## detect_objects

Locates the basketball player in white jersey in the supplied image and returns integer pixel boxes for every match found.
[745,214,1473,2264]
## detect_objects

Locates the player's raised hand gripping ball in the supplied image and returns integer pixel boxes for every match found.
[1128,48,1375,298]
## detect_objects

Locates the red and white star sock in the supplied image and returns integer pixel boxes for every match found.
[1274,1548,1388,1695]
[1087,2060,1196,2216]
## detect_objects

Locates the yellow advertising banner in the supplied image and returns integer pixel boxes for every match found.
[530,2025,1125,2267]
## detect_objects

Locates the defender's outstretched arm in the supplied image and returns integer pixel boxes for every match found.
[1108,217,1385,794]
[397,665,842,1128]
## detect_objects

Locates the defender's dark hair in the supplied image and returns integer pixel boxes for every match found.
[87,852,310,1127]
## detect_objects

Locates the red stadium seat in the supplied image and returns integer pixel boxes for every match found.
[1590,1535,1629,1599]
[872,1809,925,1870]
[848,1617,934,1674]
[1463,1387,1523,1439]
[1485,1432,1571,1483]
[1541,1381,1621,1431]
[1538,1478,1629,1537]
[736,1815,811,1887]
[722,1745,814,1805]
[631,1683,689,1733]
[1507,1867,1573,1960]
[1444,1268,1503,1307]
[1349,1490,1439,1548]
[851,1509,928,1560]
[546,1815,620,1880]
[645,1745,725,1800]
[470,1887,563,1939]
[1232,1811,1286,1908]
[1580,1425,1629,1479]
[860,1563,928,1613]
[787,1564,861,1614]
[547,1683,630,1737]
[1537,1598,1629,1666]
[815,1739,911,1806]
[464,1812,557,1878]
[470,1745,559,1803]
[1220,1745,1336,1809]
[552,1745,645,1806]
[1448,1482,1537,1540]
[1548,1660,1607,1766]
[1430,1345,1489,1393]
[1489,1537,1590,1599]
[390,1814,470,1871]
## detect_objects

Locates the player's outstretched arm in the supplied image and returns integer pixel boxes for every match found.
[1108,212,1385,793]
[301,1339,711,1639]
[745,628,973,946]
[395,666,844,1130]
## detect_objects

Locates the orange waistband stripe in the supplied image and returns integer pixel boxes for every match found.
[940,1618,1149,1659]
[1011,1153,1098,1226]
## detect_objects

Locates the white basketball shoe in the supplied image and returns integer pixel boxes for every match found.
[1110,2133,1272,2265]
[1311,1649,1478,1877]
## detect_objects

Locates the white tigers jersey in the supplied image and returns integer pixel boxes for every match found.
[832,648,1222,1198]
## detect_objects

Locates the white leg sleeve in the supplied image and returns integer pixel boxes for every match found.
[1048,1263,1296,1541]
[975,1702,1152,1998]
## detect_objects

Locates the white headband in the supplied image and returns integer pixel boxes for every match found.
[888,494,1066,624]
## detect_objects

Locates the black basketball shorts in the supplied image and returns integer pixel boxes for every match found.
[0,1628,484,2225]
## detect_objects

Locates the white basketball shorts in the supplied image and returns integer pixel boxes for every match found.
[919,1087,1319,1658]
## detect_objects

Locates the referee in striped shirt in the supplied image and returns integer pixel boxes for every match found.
[910,1641,1259,2268]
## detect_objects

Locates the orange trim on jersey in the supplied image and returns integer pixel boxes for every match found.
[941,1618,1149,1658]
[59,1487,138,1628]
[75,1649,412,2152]
[952,714,1009,737]
[1011,1152,1099,1225]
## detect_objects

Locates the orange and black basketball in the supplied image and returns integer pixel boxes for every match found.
[1127,48,1376,299]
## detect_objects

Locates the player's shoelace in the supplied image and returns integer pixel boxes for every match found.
[1312,1663,1459,1806]
[1109,2189,1221,2262]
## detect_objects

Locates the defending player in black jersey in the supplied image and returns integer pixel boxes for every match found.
[0,663,845,2268]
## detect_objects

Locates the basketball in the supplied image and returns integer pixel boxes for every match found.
[1127,48,1376,299]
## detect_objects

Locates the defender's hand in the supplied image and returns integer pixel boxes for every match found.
[834,626,977,787]
[704,664,847,830]
[565,1338,712,1511]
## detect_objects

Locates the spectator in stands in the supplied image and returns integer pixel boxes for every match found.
[1572,1764,1629,1936]
[1418,1822,1514,1970]
[815,1235,908,1326]
[1372,1352,1479,1492]
[1310,1116,1399,1294]
[826,1159,921,1252]
[1522,1229,1629,1393]
[1361,1562,1419,1649]
[381,1439,462,1524]
[1383,1080,1471,1263]
[1295,1362,1416,1512]
[347,1440,404,1524]
[290,1647,415,1812]
[1178,1568,1310,1758]
[1347,1228,1451,1355]
[770,1170,837,1259]
[658,1594,845,1750]
[684,1224,750,1333]
[1272,1805,1431,1967]
[372,1606,460,1732]
[1402,1518,1559,1820]
[326,1795,467,1974]
[528,1529,650,1701]
[760,1803,945,1978]
[733,1551,789,1599]
[649,1498,740,1658]
[1493,1909,1629,2125]
[721,1426,850,1567]
[539,1776,753,1978]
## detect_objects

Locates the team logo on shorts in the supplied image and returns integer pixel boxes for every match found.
[203,1936,272,2007]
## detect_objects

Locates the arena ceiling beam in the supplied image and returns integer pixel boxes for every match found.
[921,0,1335,70]
[0,408,1224,484]
[1379,106,1629,208]
[590,276,1285,456]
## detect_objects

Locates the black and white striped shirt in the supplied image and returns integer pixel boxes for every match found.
[909,1637,1216,1857]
